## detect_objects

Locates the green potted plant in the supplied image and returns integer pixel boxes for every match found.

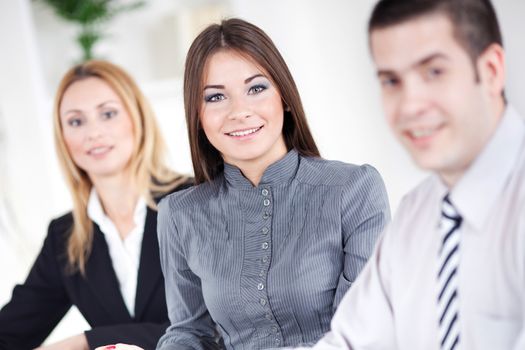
[38,0,145,61]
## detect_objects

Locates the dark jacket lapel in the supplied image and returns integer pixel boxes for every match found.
[134,207,163,319]
[85,223,132,322]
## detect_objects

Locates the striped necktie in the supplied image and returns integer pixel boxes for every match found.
[437,194,462,350]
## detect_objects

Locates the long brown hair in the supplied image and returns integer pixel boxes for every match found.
[53,60,187,274]
[184,18,320,184]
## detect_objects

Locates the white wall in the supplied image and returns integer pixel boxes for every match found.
[0,0,65,284]
[1,0,524,344]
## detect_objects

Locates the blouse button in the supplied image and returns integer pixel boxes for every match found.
[262,227,269,234]
[262,256,269,263]
[263,199,270,206]
[257,283,264,290]
[262,188,269,196]
[262,242,269,250]
[260,298,267,306]
[263,212,270,219]
[266,313,273,320]
[275,338,281,345]
[271,326,278,333]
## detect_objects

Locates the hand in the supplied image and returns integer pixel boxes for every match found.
[95,344,144,350]
[34,333,89,350]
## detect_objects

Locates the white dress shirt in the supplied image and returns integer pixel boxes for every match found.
[294,106,525,350]
[87,190,147,317]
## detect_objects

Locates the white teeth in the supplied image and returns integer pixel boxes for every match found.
[227,127,261,137]
[410,128,435,139]
[89,146,110,155]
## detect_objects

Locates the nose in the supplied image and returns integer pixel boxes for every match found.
[397,77,429,121]
[86,119,104,141]
[228,95,251,121]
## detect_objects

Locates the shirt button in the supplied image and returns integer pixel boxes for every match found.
[262,227,269,234]
[262,188,269,196]
[257,283,264,290]
[259,270,264,277]
[263,213,270,219]
[275,338,281,345]
[262,242,269,250]
[260,298,267,306]
[272,326,278,333]
[263,199,270,206]
[262,256,268,263]
[266,313,273,320]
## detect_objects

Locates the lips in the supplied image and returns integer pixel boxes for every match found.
[225,126,263,137]
[408,127,438,139]
[87,145,113,156]
[403,123,445,146]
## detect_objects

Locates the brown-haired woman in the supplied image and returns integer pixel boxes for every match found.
[150,18,391,350]
[0,60,191,350]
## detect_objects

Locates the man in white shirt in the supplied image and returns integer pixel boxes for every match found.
[292,0,525,349]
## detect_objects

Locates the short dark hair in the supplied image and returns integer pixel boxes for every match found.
[368,0,503,64]
[184,18,320,184]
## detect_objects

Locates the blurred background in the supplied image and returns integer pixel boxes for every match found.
[1,0,524,344]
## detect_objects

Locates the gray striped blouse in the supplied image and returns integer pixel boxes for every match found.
[156,150,390,350]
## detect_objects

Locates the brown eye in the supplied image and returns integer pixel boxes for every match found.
[381,76,400,88]
[67,117,83,127]
[426,67,444,80]
[101,109,118,119]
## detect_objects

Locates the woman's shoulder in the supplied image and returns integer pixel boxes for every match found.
[154,177,195,203]
[158,176,222,213]
[41,211,74,255]
[172,177,195,192]
[298,155,384,187]
[48,211,74,235]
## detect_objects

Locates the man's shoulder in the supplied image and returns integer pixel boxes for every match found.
[398,176,438,211]
[389,176,442,234]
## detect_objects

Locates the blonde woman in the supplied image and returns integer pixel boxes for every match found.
[0,60,191,350]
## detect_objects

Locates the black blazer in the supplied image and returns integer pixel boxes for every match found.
[0,184,191,350]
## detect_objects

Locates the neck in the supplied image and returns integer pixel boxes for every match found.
[226,138,288,187]
[440,99,507,188]
[90,171,139,226]
[237,160,273,187]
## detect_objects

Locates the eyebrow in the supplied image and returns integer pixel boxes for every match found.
[244,74,265,83]
[203,74,266,90]
[63,100,120,115]
[377,53,449,76]
[97,100,120,108]
[63,109,82,116]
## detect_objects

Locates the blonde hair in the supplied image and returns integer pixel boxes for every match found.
[53,60,187,274]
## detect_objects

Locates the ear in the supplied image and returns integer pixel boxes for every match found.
[477,43,506,98]
[282,101,291,112]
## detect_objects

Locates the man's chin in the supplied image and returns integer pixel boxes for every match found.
[409,152,444,173]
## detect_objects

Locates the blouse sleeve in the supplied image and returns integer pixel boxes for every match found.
[291,231,398,350]
[156,198,222,350]
[333,164,391,309]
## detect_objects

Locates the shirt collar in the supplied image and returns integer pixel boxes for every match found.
[223,149,300,189]
[87,188,147,238]
[448,105,525,230]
